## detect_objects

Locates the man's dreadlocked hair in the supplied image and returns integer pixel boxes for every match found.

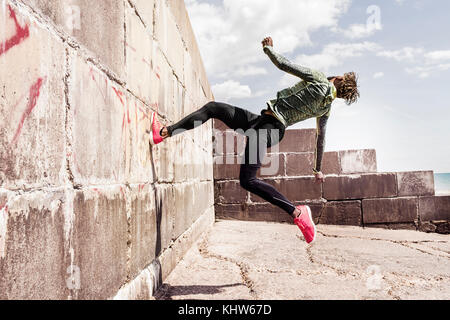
[339,72,360,105]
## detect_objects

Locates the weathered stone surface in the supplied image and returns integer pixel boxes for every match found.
[324,173,397,201]
[0,5,65,189]
[1,0,215,301]
[419,195,450,221]
[72,186,128,300]
[397,171,435,197]
[269,129,316,153]
[127,96,155,184]
[286,153,314,177]
[215,203,247,221]
[215,181,248,204]
[22,0,126,77]
[126,6,154,105]
[173,182,214,240]
[0,189,68,300]
[363,197,418,224]
[160,221,450,300]
[214,155,242,180]
[70,56,129,185]
[247,203,292,223]
[129,184,157,280]
[322,151,341,175]
[130,0,155,33]
[339,149,377,174]
[154,0,184,80]
[320,201,362,226]
[250,177,322,203]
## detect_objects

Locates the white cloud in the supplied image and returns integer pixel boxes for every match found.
[218,65,268,78]
[186,0,351,78]
[294,42,380,72]
[377,47,424,62]
[373,72,384,79]
[339,23,381,39]
[424,50,450,63]
[378,46,450,78]
[211,80,252,101]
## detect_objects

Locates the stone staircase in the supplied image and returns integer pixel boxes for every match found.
[212,121,450,234]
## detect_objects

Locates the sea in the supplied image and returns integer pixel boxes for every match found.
[435,173,450,195]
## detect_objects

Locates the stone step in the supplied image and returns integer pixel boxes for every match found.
[215,200,363,227]
[419,195,450,221]
[214,149,379,180]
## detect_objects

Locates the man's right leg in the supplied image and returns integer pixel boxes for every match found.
[165,101,259,137]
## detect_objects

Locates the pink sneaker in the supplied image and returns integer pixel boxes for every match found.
[294,205,317,244]
[149,112,164,145]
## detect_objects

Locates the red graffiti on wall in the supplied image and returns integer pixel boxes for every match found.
[89,68,108,103]
[0,202,7,211]
[0,5,30,57]
[10,77,47,146]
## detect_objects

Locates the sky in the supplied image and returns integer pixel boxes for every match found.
[185,0,450,173]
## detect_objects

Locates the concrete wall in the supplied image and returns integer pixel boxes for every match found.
[0,0,215,299]
[213,124,450,234]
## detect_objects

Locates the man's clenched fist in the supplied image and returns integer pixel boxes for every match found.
[262,36,273,48]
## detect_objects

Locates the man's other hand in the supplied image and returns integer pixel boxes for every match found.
[262,36,273,48]
[314,171,325,184]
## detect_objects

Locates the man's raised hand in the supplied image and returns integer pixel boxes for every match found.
[262,36,273,48]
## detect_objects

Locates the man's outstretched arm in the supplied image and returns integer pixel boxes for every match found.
[262,37,318,82]
[313,114,329,183]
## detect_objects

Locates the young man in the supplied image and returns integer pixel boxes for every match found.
[148,37,360,244]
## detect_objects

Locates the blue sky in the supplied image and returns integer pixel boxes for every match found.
[185,0,450,173]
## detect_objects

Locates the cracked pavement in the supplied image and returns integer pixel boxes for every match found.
[155,220,450,300]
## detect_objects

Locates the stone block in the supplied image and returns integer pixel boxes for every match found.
[362,197,418,224]
[250,177,322,203]
[339,149,377,174]
[70,56,129,185]
[129,184,157,280]
[0,4,65,189]
[214,155,242,180]
[320,201,362,226]
[324,173,397,201]
[130,0,155,33]
[126,6,154,105]
[154,184,175,254]
[0,189,68,299]
[286,153,314,177]
[127,96,155,184]
[397,171,435,197]
[248,203,293,223]
[418,195,450,221]
[215,203,247,221]
[71,186,128,300]
[215,181,248,204]
[322,151,341,175]
[269,129,316,153]
[173,182,214,240]
[22,0,125,77]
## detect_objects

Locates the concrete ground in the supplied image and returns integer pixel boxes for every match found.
[155,220,450,300]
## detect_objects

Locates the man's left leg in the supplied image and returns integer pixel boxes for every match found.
[239,123,296,217]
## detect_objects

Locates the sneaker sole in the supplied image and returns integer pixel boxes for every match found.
[306,206,317,244]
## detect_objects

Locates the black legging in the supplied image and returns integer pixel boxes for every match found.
[167,101,296,216]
